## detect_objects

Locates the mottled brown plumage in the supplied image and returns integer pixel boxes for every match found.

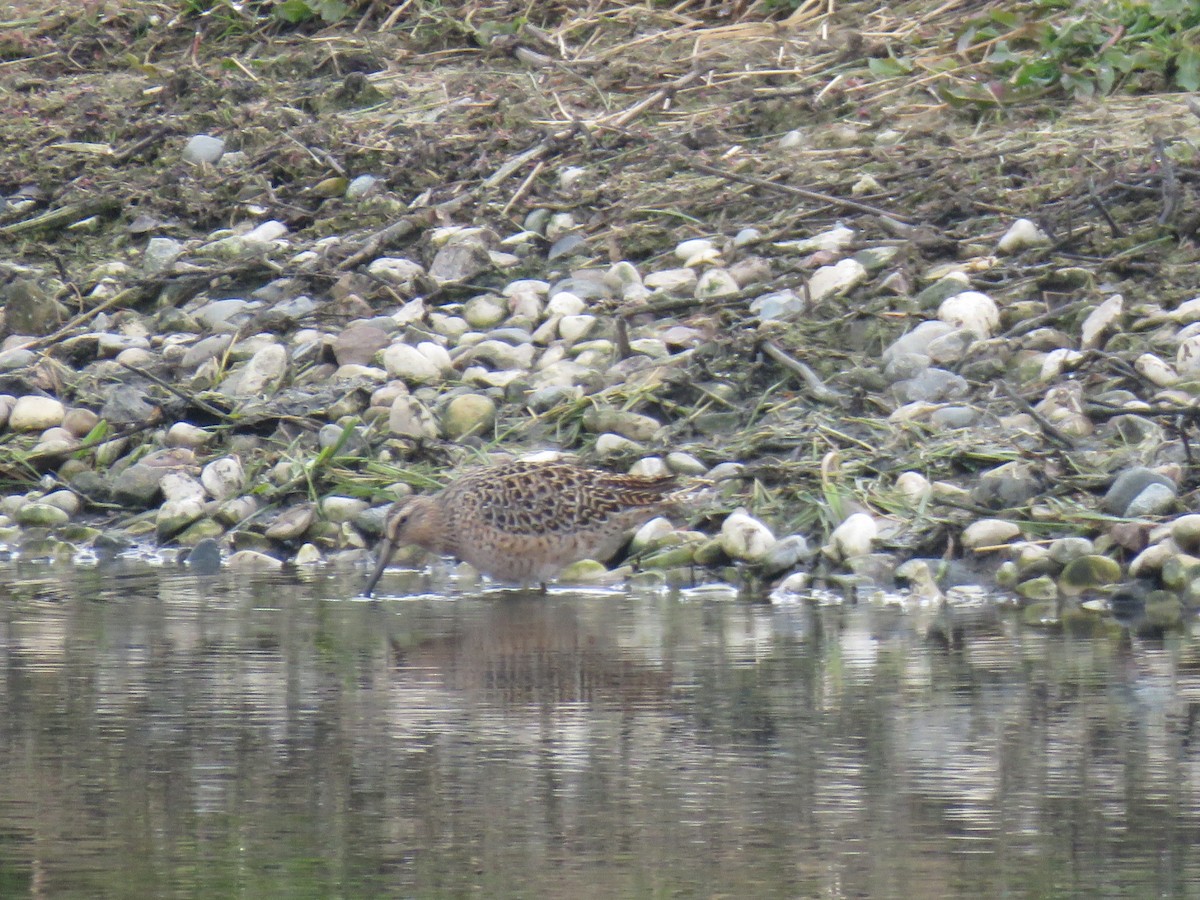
[363,460,679,596]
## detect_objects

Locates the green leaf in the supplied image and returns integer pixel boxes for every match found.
[867,56,912,78]
[1176,44,1200,91]
[274,0,314,24]
[314,0,349,22]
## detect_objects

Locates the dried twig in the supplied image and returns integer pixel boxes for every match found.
[761,340,846,404]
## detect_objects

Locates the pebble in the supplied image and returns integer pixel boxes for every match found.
[826,513,877,561]
[9,396,65,431]
[938,290,999,337]
[441,393,496,440]
[719,511,776,562]
[997,218,1051,253]
[182,134,225,164]
[201,456,245,501]
[807,258,868,302]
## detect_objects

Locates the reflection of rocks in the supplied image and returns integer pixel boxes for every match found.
[391,598,671,707]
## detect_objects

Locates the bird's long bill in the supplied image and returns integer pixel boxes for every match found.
[363,537,396,598]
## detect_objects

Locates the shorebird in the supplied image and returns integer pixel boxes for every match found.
[363,459,680,596]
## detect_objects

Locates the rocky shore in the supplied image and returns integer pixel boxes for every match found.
[1,3,1199,632]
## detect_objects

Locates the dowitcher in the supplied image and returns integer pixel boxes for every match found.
[363,459,680,596]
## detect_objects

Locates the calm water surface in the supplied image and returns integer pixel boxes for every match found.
[0,559,1198,897]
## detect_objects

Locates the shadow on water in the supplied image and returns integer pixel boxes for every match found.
[0,558,1199,896]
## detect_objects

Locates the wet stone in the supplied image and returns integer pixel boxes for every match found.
[720,511,777,562]
[1104,467,1177,516]
[1059,555,1122,590]
[16,502,70,527]
[827,513,877,561]
[963,518,1022,550]
[184,537,222,573]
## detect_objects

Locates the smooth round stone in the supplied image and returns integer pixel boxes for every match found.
[675,237,715,261]
[930,406,979,429]
[895,471,931,503]
[416,341,454,375]
[441,393,497,440]
[1135,353,1178,387]
[293,543,323,565]
[463,294,508,329]
[156,497,206,538]
[182,133,225,164]
[962,518,1022,551]
[526,384,582,412]
[1103,467,1176,516]
[460,339,533,372]
[164,422,211,449]
[1129,541,1174,577]
[720,511,776,562]
[366,256,425,289]
[1059,555,1122,590]
[559,315,596,344]
[629,338,670,359]
[595,432,643,458]
[160,472,205,503]
[1080,294,1123,350]
[265,505,315,541]
[1125,483,1177,518]
[883,320,955,363]
[644,268,697,293]
[666,452,707,475]
[226,550,284,570]
[320,496,369,523]
[42,490,81,516]
[827,513,876,561]
[581,408,661,442]
[176,518,226,546]
[16,502,70,527]
[926,329,976,365]
[1171,514,1200,553]
[383,343,443,384]
[547,291,586,317]
[629,456,669,478]
[938,290,999,338]
[201,456,245,501]
[0,349,34,372]
[997,218,1051,253]
[750,289,805,321]
[707,462,744,482]
[216,496,258,526]
[695,269,739,299]
[630,517,677,552]
[10,396,65,431]
[346,174,383,199]
[1017,577,1058,602]
[807,258,868,302]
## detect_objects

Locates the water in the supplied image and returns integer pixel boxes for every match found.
[0,559,1198,897]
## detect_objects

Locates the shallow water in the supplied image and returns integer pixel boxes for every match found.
[0,559,1198,897]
